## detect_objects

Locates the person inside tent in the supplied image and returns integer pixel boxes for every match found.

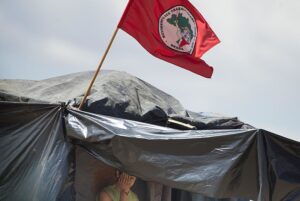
[98,170,139,201]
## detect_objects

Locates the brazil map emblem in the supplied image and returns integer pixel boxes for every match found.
[159,6,197,54]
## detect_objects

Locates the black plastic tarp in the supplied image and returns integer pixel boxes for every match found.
[0,103,73,201]
[1,102,300,201]
[66,108,300,201]
[0,71,252,129]
[0,71,186,126]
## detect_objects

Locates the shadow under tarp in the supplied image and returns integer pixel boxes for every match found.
[75,144,246,201]
[75,145,173,201]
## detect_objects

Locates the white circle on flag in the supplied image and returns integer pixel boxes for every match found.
[159,6,197,54]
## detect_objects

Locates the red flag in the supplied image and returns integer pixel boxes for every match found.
[118,0,220,78]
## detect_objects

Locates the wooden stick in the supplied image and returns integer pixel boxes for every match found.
[78,27,119,110]
[167,118,196,129]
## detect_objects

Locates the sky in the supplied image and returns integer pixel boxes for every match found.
[0,0,299,141]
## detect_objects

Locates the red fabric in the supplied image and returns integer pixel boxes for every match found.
[118,0,220,78]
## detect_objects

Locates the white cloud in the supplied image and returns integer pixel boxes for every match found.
[42,38,97,67]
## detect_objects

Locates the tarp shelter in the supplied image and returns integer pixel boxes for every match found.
[0,71,299,201]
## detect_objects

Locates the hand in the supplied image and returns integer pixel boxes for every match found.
[117,172,136,193]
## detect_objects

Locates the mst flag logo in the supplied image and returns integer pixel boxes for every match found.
[159,6,197,54]
[119,0,220,78]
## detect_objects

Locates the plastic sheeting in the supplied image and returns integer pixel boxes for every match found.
[0,102,73,201]
[1,102,300,201]
[0,70,186,126]
[0,71,250,129]
[66,108,300,201]
[170,110,254,130]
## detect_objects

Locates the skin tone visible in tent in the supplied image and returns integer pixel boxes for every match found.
[99,171,138,201]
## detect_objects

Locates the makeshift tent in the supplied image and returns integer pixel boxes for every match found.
[0,71,299,201]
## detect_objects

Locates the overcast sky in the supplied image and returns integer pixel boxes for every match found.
[0,0,299,141]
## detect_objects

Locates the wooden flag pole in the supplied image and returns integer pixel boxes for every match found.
[78,27,119,110]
